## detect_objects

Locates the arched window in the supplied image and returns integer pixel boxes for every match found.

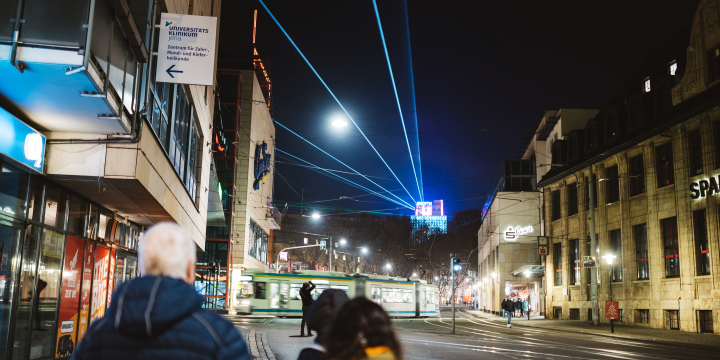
[657,83,672,113]
[628,100,642,127]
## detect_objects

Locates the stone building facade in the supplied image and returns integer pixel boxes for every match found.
[537,0,720,333]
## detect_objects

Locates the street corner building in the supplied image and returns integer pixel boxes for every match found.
[537,0,720,334]
[0,0,223,358]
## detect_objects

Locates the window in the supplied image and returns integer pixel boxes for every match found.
[708,46,720,83]
[196,241,228,268]
[629,155,645,196]
[693,210,710,276]
[567,184,578,216]
[552,190,561,221]
[609,229,622,282]
[606,114,618,139]
[688,130,703,176]
[669,61,678,76]
[570,309,580,320]
[667,310,679,330]
[656,142,675,188]
[605,165,620,204]
[657,82,672,113]
[637,309,650,324]
[713,121,720,169]
[553,242,563,286]
[588,308,593,322]
[643,78,651,93]
[0,162,30,219]
[634,224,649,280]
[662,217,680,278]
[698,310,713,333]
[254,282,266,299]
[570,239,580,285]
[554,307,563,320]
[628,100,642,128]
[619,309,624,322]
[248,220,269,264]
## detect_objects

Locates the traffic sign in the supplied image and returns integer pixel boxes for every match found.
[156,13,218,86]
[538,245,548,255]
[583,256,598,268]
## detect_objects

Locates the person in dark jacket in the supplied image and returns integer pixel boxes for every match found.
[502,297,515,328]
[73,222,250,360]
[297,289,350,360]
[299,281,316,336]
[501,299,507,318]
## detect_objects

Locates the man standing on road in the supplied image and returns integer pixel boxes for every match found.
[502,297,514,328]
[501,298,507,318]
[299,281,316,336]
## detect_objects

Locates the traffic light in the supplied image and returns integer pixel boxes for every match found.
[452,257,461,273]
[319,240,326,250]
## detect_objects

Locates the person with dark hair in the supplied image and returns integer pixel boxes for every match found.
[299,281,316,336]
[297,289,350,360]
[502,296,515,328]
[322,297,401,360]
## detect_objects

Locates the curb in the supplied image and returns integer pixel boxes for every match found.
[246,329,277,360]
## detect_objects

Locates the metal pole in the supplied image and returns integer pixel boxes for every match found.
[329,237,332,271]
[588,165,599,326]
[213,262,219,312]
[451,254,456,334]
[527,276,530,321]
[609,261,614,333]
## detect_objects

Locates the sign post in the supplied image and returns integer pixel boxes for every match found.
[156,13,218,86]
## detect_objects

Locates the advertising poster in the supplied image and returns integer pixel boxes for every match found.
[76,242,95,344]
[605,301,619,320]
[90,245,110,324]
[55,235,84,357]
[107,249,116,307]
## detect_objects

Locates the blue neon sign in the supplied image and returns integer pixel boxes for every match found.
[0,106,46,172]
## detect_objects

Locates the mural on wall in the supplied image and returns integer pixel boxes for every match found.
[253,142,272,190]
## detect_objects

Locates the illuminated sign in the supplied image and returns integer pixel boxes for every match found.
[415,202,432,216]
[690,176,720,199]
[504,225,534,240]
[0,106,46,172]
[253,142,272,190]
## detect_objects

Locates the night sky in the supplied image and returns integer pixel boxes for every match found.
[218,0,700,217]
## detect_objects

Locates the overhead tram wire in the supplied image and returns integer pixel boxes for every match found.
[274,120,413,208]
[276,148,413,209]
[403,0,424,202]
[257,0,417,204]
[372,0,422,202]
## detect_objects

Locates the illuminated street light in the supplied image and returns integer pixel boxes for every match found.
[311,212,321,219]
[361,247,368,254]
[386,263,392,270]
[331,118,348,127]
[603,253,617,333]
[435,276,439,281]
[412,273,417,277]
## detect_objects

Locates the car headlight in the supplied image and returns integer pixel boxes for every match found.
[241,300,250,305]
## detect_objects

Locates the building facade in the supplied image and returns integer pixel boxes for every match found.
[0,0,221,357]
[538,0,720,333]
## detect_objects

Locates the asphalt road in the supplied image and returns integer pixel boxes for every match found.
[231,307,720,359]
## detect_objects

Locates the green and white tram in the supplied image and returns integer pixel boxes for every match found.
[236,270,439,318]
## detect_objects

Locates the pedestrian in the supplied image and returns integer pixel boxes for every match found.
[500,298,507,318]
[522,298,529,317]
[515,298,521,317]
[73,222,250,360]
[297,289,350,360]
[502,297,515,328]
[299,281,316,336]
[322,297,401,360]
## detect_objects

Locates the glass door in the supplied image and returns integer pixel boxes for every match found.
[0,220,23,360]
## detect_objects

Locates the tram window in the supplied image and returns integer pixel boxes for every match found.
[290,283,302,300]
[403,289,413,303]
[382,288,393,303]
[371,287,382,303]
[426,291,432,304]
[255,282,266,299]
[394,289,404,303]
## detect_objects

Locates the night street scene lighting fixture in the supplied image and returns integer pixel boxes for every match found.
[311,212,321,219]
[339,238,346,245]
[602,254,617,333]
[435,276,439,280]
[412,273,417,277]
[331,118,348,127]
[361,247,368,254]
[386,263,392,270]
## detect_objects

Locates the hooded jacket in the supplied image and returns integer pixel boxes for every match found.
[297,289,350,360]
[73,276,250,360]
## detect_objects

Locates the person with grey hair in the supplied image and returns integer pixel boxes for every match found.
[73,222,250,360]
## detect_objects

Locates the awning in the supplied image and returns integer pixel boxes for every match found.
[207,160,227,227]
[510,265,545,277]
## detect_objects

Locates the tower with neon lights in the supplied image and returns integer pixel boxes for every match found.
[411,200,447,243]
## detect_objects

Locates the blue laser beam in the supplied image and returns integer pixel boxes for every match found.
[276,149,412,209]
[275,120,413,208]
[404,0,424,202]
[372,0,422,203]
[258,0,417,204]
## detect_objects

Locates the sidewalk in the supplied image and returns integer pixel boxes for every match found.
[239,328,277,360]
[464,310,720,348]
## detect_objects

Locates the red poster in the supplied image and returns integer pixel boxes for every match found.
[76,242,95,344]
[107,249,116,307]
[55,235,84,357]
[605,301,619,320]
[90,245,111,324]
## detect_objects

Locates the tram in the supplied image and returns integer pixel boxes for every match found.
[235,270,439,318]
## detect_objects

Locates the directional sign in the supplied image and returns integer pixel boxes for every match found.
[156,13,218,86]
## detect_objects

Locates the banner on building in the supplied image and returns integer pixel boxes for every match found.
[279,251,288,261]
[605,301,619,320]
[107,249,117,307]
[90,245,111,324]
[55,235,84,357]
[76,242,95,344]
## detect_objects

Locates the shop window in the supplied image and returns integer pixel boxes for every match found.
[708,46,720,83]
[662,217,680,278]
[97,209,113,242]
[637,309,650,324]
[609,229,623,282]
[605,166,620,204]
[0,162,30,219]
[44,182,68,229]
[27,177,43,222]
[554,307,563,320]
[655,142,675,188]
[553,243,563,286]
[552,190,561,221]
[113,251,138,293]
[666,310,679,330]
[688,130,703,176]
[67,194,88,237]
[0,224,22,357]
[567,184,578,216]
[570,308,580,320]
[698,310,713,333]
[249,220,269,264]
[634,224,649,280]
[86,204,99,239]
[693,210,710,276]
[570,239,580,285]
[629,155,645,196]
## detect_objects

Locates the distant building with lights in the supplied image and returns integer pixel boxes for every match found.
[411,200,447,243]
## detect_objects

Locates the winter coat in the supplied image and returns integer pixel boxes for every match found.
[73,276,250,360]
[502,300,515,312]
[514,300,521,310]
[522,301,528,311]
[297,289,350,360]
[300,283,317,307]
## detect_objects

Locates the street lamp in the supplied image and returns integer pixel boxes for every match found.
[603,254,617,333]
[339,238,346,245]
[331,118,348,127]
[491,272,497,284]
[311,212,321,219]
[523,270,532,321]
[385,263,392,276]
[361,247,368,254]
[412,273,417,277]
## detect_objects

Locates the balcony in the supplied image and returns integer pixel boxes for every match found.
[0,0,152,134]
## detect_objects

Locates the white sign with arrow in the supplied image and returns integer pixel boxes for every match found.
[156,12,218,86]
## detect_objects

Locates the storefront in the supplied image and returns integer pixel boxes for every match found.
[0,111,141,359]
